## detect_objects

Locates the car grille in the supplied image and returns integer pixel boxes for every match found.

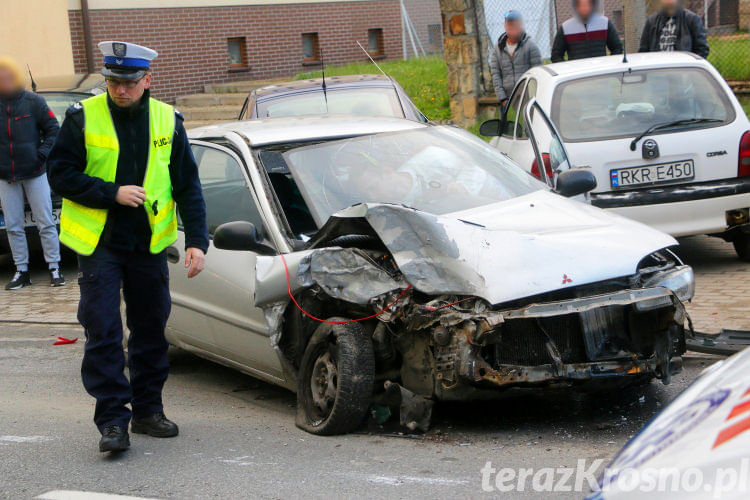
[482,314,588,367]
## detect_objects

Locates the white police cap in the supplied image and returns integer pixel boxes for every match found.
[99,41,158,80]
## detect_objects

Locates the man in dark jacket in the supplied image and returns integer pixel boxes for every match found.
[0,57,64,290]
[639,0,709,58]
[47,42,209,454]
[551,0,622,62]
[489,10,542,108]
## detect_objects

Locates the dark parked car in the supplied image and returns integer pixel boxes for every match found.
[0,74,105,253]
[238,74,429,123]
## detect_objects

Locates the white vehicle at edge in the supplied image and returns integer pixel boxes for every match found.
[587,347,750,499]
[482,52,750,261]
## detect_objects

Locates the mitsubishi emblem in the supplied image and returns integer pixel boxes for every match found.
[562,274,573,284]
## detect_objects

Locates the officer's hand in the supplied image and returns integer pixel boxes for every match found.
[184,247,205,278]
[116,186,147,207]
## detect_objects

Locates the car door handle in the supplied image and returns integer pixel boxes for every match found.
[166,246,180,263]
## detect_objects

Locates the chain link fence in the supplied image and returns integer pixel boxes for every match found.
[482,0,749,83]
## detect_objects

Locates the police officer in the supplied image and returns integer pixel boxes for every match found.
[47,42,209,453]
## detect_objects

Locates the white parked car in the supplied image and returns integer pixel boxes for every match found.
[481,53,750,261]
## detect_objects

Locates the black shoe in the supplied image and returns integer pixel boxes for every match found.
[5,271,31,290]
[99,425,130,452]
[49,268,66,287]
[131,412,179,437]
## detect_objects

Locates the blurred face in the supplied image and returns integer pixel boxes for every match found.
[576,0,594,19]
[505,19,523,42]
[661,0,679,15]
[0,67,20,96]
[105,72,151,108]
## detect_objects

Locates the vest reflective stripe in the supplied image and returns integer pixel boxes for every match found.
[59,93,177,255]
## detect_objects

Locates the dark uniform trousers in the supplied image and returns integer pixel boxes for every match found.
[78,244,171,431]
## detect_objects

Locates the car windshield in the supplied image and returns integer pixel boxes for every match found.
[39,92,92,125]
[552,67,735,142]
[281,127,544,226]
[256,87,404,119]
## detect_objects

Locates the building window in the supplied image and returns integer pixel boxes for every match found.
[428,24,442,49]
[367,28,384,56]
[227,37,247,68]
[302,33,319,62]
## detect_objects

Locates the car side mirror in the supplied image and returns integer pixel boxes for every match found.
[479,119,501,137]
[214,221,276,255]
[555,169,597,197]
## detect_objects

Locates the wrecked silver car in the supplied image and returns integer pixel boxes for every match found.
[163,115,694,435]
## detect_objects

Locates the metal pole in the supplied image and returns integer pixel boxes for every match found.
[704,0,709,29]
[80,0,96,74]
[401,0,408,59]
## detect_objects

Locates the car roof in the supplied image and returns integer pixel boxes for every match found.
[540,52,707,79]
[254,74,394,99]
[188,114,427,146]
[33,73,106,94]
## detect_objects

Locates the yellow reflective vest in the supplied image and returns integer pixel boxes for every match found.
[59,93,178,255]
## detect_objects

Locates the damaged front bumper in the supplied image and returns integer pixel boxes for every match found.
[414,286,691,400]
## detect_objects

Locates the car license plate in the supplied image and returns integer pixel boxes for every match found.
[610,160,695,188]
[0,209,61,230]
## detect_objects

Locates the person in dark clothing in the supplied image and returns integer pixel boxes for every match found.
[47,41,208,454]
[551,0,622,62]
[0,56,64,289]
[489,10,542,108]
[639,0,709,58]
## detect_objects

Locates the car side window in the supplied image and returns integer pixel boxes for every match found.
[502,79,527,138]
[516,79,538,140]
[191,144,267,238]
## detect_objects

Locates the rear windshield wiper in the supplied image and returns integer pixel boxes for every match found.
[629,118,723,151]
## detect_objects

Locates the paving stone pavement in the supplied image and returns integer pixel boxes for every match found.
[0,235,747,333]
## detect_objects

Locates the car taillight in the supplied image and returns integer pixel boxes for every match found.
[531,153,554,180]
[740,131,750,178]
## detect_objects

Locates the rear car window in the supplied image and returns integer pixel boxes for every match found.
[38,92,92,125]
[256,87,404,119]
[551,67,735,142]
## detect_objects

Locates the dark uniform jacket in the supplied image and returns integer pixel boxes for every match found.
[551,0,622,62]
[0,90,60,182]
[638,8,709,58]
[47,90,209,254]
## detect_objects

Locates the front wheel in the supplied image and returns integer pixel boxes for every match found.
[733,232,750,262]
[296,320,375,435]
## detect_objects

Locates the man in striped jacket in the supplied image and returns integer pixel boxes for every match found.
[551,0,622,62]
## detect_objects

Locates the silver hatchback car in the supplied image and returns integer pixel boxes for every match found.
[133,115,695,435]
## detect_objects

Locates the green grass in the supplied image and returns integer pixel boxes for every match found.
[708,35,750,80]
[295,56,451,121]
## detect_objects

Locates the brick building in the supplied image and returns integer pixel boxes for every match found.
[68,0,442,103]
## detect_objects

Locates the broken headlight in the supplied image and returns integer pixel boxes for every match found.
[641,265,695,303]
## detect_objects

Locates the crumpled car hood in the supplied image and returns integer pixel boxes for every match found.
[307,191,677,305]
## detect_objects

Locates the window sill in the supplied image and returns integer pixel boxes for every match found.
[369,53,386,60]
[228,66,251,74]
[301,60,322,67]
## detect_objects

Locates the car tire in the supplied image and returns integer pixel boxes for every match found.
[296,319,375,435]
[732,233,750,262]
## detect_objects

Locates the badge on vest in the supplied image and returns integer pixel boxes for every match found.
[153,135,173,149]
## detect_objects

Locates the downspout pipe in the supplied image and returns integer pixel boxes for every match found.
[80,0,96,74]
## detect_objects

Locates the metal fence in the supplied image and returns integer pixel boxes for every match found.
[482,0,750,82]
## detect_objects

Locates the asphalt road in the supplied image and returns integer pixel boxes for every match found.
[1,237,745,499]
[0,319,723,499]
